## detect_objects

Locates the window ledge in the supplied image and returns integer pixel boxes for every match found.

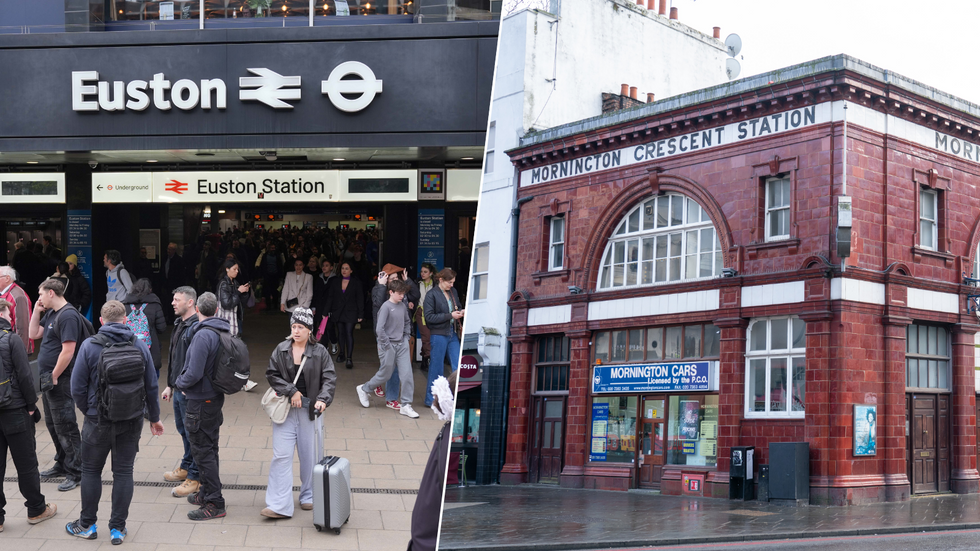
[744,413,805,420]
[911,246,955,266]
[532,269,571,283]
[745,238,800,258]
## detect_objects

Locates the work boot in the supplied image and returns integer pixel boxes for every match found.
[172,479,200,497]
[163,467,188,482]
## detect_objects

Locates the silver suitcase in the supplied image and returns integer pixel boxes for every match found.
[313,456,352,534]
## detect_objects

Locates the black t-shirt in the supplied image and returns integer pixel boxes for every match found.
[37,305,84,375]
[294,363,308,397]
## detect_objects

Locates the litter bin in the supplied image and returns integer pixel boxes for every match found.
[758,464,770,502]
[729,446,755,500]
[769,442,809,504]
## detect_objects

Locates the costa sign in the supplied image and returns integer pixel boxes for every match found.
[71,61,382,113]
[459,355,479,379]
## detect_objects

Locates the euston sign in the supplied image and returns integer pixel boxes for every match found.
[71,61,382,112]
[592,362,713,394]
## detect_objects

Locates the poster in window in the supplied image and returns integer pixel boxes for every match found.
[590,403,609,461]
[853,404,876,456]
[160,2,174,20]
[679,400,700,440]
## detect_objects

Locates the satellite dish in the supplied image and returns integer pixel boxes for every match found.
[726,58,741,80]
[725,33,742,57]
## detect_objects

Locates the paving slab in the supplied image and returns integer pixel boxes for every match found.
[439,485,980,550]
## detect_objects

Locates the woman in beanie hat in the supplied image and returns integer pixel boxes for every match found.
[261,307,337,519]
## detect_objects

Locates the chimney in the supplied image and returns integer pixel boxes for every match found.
[669,6,678,19]
[621,84,629,96]
[658,0,666,15]
[636,0,645,8]
[647,93,655,103]
[713,26,721,39]
[629,86,638,100]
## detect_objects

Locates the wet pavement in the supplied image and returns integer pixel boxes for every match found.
[439,485,980,550]
[3,307,448,550]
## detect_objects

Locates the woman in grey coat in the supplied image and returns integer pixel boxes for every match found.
[262,307,337,519]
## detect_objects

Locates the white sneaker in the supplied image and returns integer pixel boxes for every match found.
[399,404,420,418]
[242,380,258,392]
[356,385,370,408]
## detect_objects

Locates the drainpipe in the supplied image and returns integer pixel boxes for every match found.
[500,191,535,478]
[839,103,849,273]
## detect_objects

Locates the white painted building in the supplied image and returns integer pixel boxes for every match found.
[460,0,734,485]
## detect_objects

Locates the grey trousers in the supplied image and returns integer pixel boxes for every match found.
[362,339,414,405]
[265,407,320,517]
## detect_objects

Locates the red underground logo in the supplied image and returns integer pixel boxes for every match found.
[165,179,189,194]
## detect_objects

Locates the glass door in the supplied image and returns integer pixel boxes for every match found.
[637,396,666,488]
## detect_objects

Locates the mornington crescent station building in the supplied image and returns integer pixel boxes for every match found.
[501,55,980,505]
[0,3,498,300]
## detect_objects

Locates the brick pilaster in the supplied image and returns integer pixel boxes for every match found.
[951,323,980,494]
[500,337,534,485]
[560,332,592,488]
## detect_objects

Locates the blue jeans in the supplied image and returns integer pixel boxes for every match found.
[386,363,400,400]
[172,391,199,481]
[426,332,459,406]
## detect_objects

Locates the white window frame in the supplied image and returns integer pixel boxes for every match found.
[919,188,938,250]
[549,216,565,271]
[764,177,791,242]
[744,316,806,419]
[484,121,495,175]
[471,242,489,302]
[597,193,722,290]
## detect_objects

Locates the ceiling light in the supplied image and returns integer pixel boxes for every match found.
[461,157,474,160]
[218,210,226,214]
[333,158,345,161]
[26,161,38,164]
[146,159,158,163]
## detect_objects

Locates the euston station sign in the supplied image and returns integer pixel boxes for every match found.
[72,61,382,113]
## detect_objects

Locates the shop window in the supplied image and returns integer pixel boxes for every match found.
[549,216,565,271]
[108,0,416,22]
[593,324,721,365]
[535,335,570,393]
[744,317,806,418]
[589,396,638,463]
[451,406,481,444]
[906,324,949,390]
[471,242,489,301]
[598,193,722,290]
[765,177,791,241]
[920,189,938,250]
[484,121,495,174]
[666,395,719,468]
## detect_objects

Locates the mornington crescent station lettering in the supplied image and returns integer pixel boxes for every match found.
[196,178,325,196]
[522,104,826,187]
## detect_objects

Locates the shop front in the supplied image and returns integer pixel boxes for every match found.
[588,325,720,491]
[0,20,496,309]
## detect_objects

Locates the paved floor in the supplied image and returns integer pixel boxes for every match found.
[2,309,446,550]
[439,485,980,550]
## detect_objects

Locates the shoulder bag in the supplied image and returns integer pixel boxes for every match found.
[261,355,307,424]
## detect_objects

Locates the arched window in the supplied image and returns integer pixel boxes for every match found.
[597,193,723,290]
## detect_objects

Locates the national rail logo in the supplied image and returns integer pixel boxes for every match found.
[165,180,189,194]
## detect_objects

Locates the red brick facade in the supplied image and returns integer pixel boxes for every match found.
[503,61,980,504]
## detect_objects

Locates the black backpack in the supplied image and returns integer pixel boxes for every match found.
[0,330,13,409]
[201,326,250,395]
[93,334,146,422]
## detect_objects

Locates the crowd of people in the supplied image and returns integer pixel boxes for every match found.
[0,224,462,547]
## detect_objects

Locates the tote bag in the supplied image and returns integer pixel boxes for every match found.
[261,356,307,424]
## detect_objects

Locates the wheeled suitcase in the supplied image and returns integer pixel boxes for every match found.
[311,408,352,534]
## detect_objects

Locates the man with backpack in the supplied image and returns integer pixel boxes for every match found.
[0,298,58,532]
[65,300,164,544]
[174,291,232,521]
[29,278,90,492]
